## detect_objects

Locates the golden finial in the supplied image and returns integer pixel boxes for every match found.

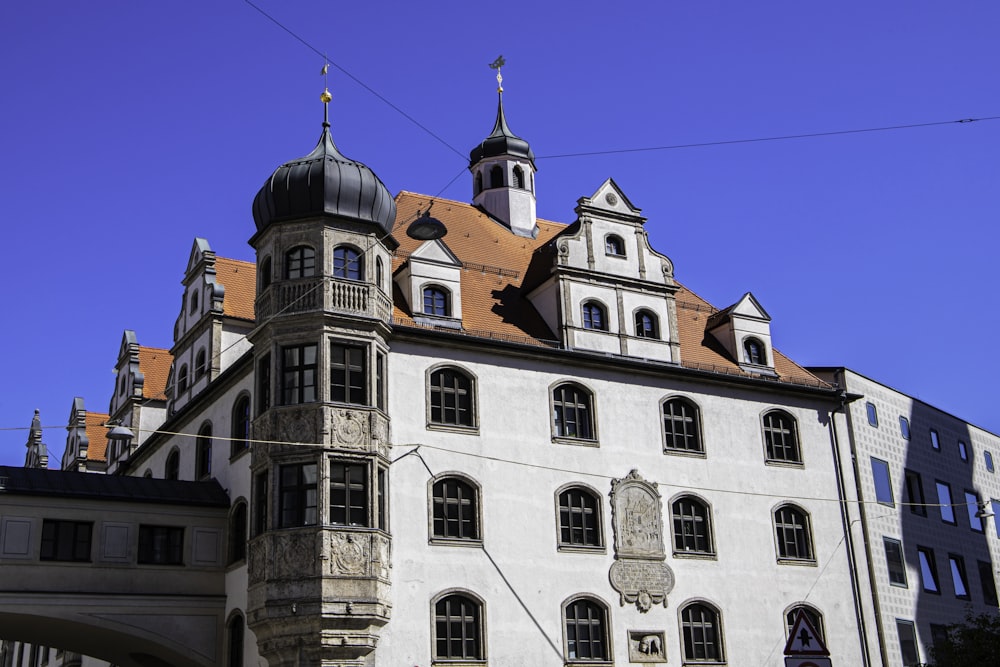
[321,87,332,104]
[321,58,331,103]
[489,55,505,93]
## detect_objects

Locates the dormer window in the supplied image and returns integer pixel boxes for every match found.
[605,234,625,257]
[512,165,524,189]
[744,337,766,365]
[333,245,363,280]
[423,286,450,317]
[286,246,316,279]
[582,301,608,331]
[635,309,659,339]
[490,165,503,189]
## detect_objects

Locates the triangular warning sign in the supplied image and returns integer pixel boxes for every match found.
[784,610,830,656]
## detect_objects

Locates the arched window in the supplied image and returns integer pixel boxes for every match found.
[581,301,608,331]
[227,614,245,667]
[190,290,199,314]
[512,165,524,189]
[285,245,316,279]
[552,383,595,440]
[605,234,625,256]
[557,486,603,548]
[259,256,272,291]
[744,337,766,365]
[194,348,207,380]
[231,395,251,457]
[635,309,659,339]
[763,410,801,463]
[165,449,180,481]
[433,593,484,660]
[375,256,384,291]
[177,365,189,394]
[663,397,702,453]
[786,604,825,642]
[563,597,610,661]
[774,504,814,561]
[432,476,480,541]
[671,495,714,555]
[475,171,483,195]
[429,367,474,427]
[143,469,153,479]
[680,602,724,662]
[333,245,363,280]
[228,501,248,564]
[423,286,450,317]
[196,422,212,480]
[489,165,503,189]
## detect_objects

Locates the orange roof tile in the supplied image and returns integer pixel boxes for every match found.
[138,346,172,400]
[215,257,256,321]
[391,192,828,389]
[84,411,110,462]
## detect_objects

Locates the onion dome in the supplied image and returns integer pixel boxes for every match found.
[468,93,535,167]
[252,120,396,235]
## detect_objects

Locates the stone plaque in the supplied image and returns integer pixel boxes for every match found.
[628,630,667,663]
[329,409,368,449]
[329,531,367,575]
[609,560,675,611]
[610,469,665,559]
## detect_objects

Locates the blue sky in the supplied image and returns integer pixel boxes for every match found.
[2,2,998,466]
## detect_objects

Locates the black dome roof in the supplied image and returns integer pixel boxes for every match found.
[469,93,534,167]
[252,124,396,235]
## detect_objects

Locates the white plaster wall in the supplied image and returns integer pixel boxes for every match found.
[378,341,865,667]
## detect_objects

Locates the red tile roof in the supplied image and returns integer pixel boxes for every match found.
[215,257,256,321]
[138,346,172,401]
[84,411,109,462]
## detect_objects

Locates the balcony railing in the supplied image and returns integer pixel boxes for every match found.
[255,278,392,321]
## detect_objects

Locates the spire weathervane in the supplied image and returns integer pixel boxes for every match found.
[489,55,505,93]
[320,59,332,126]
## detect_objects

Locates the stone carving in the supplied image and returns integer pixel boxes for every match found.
[373,533,392,581]
[273,531,315,579]
[371,413,390,457]
[609,561,675,612]
[609,470,675,612]
[278,409,317,446]
[329,409,367,449]
[329,531,367,575]
[247,540,265,584]
[628,630,666,663]
[610,469,665,559]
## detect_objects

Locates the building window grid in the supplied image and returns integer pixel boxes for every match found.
[553,384,595,440]
[959,440,969,462]
[663,398,702,453]
[581,301,608,331]
[329,343,367,405]
[965,490,984,532]
[559,487,601,548]
[434,594,483,660]
[231,395,251,457]
[935,481,956,524]
[774,505,813,561]
[430,368,474,427]
[433,478,480,541]
[605,235,625,256]
[423,286,449,317]
[196,424,212,480]
[279,462,318,528]
[866,402,879,427]
[282,344,317,405]
[904,470,927,516]
[763,411,800,463]
[681,603,723,662]
[917,546,940,593]
[286,246,316,279]
[896,619,920,667]
[330,461,369,526]
[40,520,92,562]
[672,497,713,555]
[930,428,941,451]
[564,598,609,661]
[884,537,908,587]
[137,525,184,565]
[332,246,362,280]
[948,554,970,599]
[634,310,659,339]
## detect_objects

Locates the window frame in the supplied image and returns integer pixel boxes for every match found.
[562,595,612,664]
[662,396,703,456]
[230,394,251,458]
[965,490,984,532]
[773,503,815,564]
[634,309,659,339]
[228,500,248,565]
[883,537,908,588]
[930,428,941,451]
[428,365,477,431]
[430,474,482,544]
[556,484,605,552]
[177,364,189,394]
[165,448,180,481]
[896,619,920,666]
[581,300,609,332]
[281,343,318,405]
[679,600,725,664]
[978,560,999,606]
[329,341,367,406]
[917,545,940,593]
[899,415,910,439]
[285,245,316,279]
[194,348,207,381]
[332,245,363,281]
[137,525,184,565]
[743,337,767,366]
[904,469,926,516]
[551,382,597,443]
[40,519,92,562]
[227,613,245,667]
[870,457,894,506]
[432,590,486,663]
[986,450,995,473]
[196,422,212,480]
[329,459,370,527]
[422,285,451,317]
[489,165,503,189]
[784,604,825,643]
[670,494,715,558]
[865,402,879,427]
[259,256,272,291]
[512,164,525,189]
[948,553,970,599]
[959,440,969,462]
[604,234,625,257]
[935,480,956,524]
[278,461,318,528]
[762,410,801,465]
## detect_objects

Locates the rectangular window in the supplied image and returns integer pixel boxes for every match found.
[978,560,998,606]
[866,401,878,427]
[281,344,317,405]
[994,500,1000,538]
[959,440,969,462]
[930,624,950,657]
[986,450,995,473]
[279,462,318,527]
[377,467,387,531]
[330,461,369,526]
[899,416,910,440]
[904,470,926,516]
[40,520,92,562]
[871,457,894,506]
[330,343,367,405]
[253,471,268,536]
[896,620,920,666]
[930,428,940,451]
[884,537,907,587]
[917,546,940,593]
[137,525,184,565]
[257,353,271,415]
[375,351,386,411]
[949,554,970,599]
[936,481,955,524]
[966,490,984,532]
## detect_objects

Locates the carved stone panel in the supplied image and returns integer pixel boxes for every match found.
[628,630,667,663]
[279,409,319,446]
[610,469,665,559]
[247,539,266,584]
[272,531,317,580]
[609,560,675,612]
[328,409,368,450]
[328,531,368,576]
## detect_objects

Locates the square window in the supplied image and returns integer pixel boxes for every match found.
[866,402,878,427]
[884,537,907,587]
[935,481,955,524]
[871,458,894,506]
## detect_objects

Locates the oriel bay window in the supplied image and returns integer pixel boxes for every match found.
[330,343,367,405]
[330,461,369,526]
[279,462,318,527]
[281,344,317,405]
